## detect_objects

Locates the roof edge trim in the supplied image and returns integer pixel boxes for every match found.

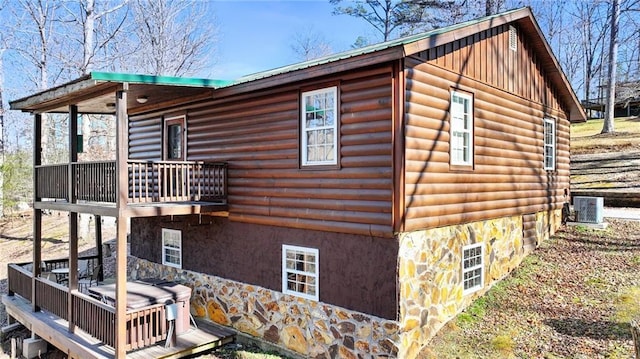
[90,72,235,88]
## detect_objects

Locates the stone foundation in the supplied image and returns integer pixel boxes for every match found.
[397,209,562,358]
[128,258,400,358]
[128,209,561,358]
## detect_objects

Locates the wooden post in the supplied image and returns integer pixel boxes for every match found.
[114,86,128,359]
[631,317,640,359]
[32,113,42,312]
[68,105,79,332]
[95,215,104,281]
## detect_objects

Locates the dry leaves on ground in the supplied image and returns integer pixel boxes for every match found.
[422,219,640,359]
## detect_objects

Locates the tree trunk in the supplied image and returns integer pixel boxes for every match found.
[631,317,640,359]
[602,0,619,134]
[83,0,95,74]
[0,49,5,217]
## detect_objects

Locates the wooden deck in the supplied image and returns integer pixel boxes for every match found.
[2,294,235,359]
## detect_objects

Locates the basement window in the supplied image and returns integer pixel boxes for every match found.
[282,245,319,301]
[462,243,484,295]
[162,228,182,269]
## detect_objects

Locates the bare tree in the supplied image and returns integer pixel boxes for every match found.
[58,0,130,76]
[0,2,7,217]
[13,0,63,90]
[485,0,505,16]
[291,27,333,61]
[129,0,217,76]
[330,0,452,42]
[567,1,609,106]
[602,0,620,133]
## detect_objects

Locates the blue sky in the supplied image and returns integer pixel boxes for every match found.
[208,1,374,80]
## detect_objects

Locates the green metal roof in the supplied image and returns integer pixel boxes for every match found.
[90,71,235,88]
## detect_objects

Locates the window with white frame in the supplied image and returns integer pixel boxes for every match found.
[543,118,556,170]
[450,91,474,166]
[282,245,319,300]
[162,228,182,268]
[462,243,484,294]
[301,87,338,167]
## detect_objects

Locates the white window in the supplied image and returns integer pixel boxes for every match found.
[162,228,182,268]
[450,91,474,166]
[543,118,556,170]
[282,245,319,301]
[301,87,338,166]
[462,243,484,295]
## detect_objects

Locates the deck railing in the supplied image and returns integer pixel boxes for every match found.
[35,164,68,200]
[35,277,68,319]
[7,264,32,301]
[35,160,227,204]
[7,263,169,351]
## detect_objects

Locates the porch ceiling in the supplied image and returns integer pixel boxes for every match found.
[10,72,234,115]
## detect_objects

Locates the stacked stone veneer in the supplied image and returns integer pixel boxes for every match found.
[127,209,562,358]
[397,209,563,358]
[127,258,400,358]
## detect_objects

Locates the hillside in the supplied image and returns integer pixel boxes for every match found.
[570,117,640,206]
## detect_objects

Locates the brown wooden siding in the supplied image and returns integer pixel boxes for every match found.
[129,116,162,161]
[130,65,395,237]
[403,57,570,231]
[418,24,568,116]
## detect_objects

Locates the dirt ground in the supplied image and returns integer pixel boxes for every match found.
[421,218,640,358]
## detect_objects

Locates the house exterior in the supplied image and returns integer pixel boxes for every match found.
[583,81,640,119]
[6,7,585,359]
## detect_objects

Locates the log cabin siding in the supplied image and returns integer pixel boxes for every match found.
[128,116,162,160]
[403,57,570,231]
[166,65,395,237]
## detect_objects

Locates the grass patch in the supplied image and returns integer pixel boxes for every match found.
[490,334,515,353]
[571,117,640,154]
[572,117,640,137]
[613,286,640,323]
[233,351,285,359]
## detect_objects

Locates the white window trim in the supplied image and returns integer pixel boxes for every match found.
[462,243,484,295]
[282,244,319,301]
[162,228,182,269]
[301,86,338,167]
[543,117,556,170]
[450,90,474,166]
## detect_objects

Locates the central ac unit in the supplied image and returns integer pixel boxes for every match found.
[573,196,604,224]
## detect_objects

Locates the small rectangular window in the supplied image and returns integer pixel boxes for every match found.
[162,228,182,269]
[282,245,319,301]
[165,116,185,160]
[450,91,474,167]
[462,243,484,295]
[509,25,517,52]
[301,87,338,167]
[543,118,556,170]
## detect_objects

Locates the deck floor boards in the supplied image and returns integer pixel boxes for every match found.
[2,294,235,359]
